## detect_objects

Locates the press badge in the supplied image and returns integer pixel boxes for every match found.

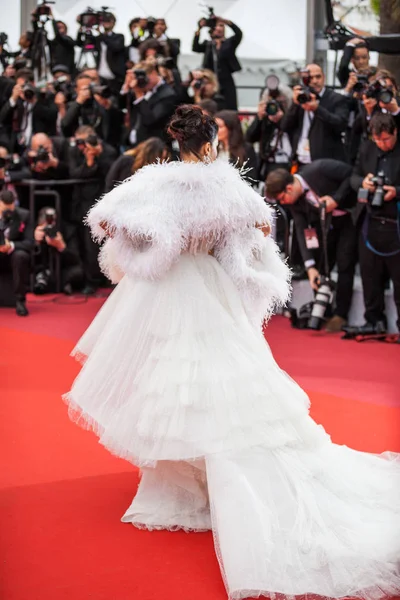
[304,228,319,249]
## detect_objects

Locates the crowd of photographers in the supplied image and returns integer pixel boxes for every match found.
[0,12,398,339]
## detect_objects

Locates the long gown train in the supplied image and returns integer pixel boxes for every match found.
[65,252,400,600]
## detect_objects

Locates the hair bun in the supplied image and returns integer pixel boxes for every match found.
[168,105,209,143]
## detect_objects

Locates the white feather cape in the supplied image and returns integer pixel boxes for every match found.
[87,159,291,327]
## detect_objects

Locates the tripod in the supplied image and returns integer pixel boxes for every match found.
[32,23,52,83]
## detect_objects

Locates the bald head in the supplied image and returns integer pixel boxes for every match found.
[31,133,53,153]
[306,63,325,94]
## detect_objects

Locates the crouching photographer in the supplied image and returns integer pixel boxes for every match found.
[33,207,84,295]
[0,190,33,316]
[266,159,358,332]
[347,113,400,336]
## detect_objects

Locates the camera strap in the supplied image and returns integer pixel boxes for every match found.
[362,202,400,257]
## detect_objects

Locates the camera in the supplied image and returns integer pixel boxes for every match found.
[89,82,112,99]
[193,77,206,90]
[43,209,58,239]
[133,68,149,89]
[157,56,175,70]
[147,17,156,35]
[297,69,317,105]
[308,275,334,330]
[33,269,51,294]
[200,6,217,31]
[365,79,394,105]
[76,133,99,150]
[0,209,17,246]
[357,170,389,209]
[77,6,114,28]
[353,73,369,94]
[30,145,50,165]
[23,83,37,101]
[53,76,74,101]
[0,32,8,46]
[0,154,13,169]
[32,0,55,23]
[264,74,281,116]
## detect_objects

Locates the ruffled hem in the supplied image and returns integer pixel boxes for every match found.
[129,522,210,533]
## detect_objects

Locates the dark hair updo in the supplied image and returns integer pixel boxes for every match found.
[167,105,218,157]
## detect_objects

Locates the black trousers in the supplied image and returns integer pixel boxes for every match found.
[358,218,400,329]
[0,249,31,302]
[75,222,102,286]
[326,214,358,320]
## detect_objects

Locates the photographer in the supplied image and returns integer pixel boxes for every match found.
[48,13,75,76]
[0,146,29,190]
[126,18,149,65]
[246,75,292,180]
[61,73,123,149]
[0,69,57,153]
[33,206,84,295]
[266,159,358,332]
[348,113,400,335]
[0,190,33,316]
[124,60,177,146]
[337,38,370,89]
[181,69,225,111]
[27,133,69,180]
[347,70,400,163]
[281,64,349,167]
[68,125,116,294]
[151,19,180,67]
[92,12,125,94]
[193,16,242,110]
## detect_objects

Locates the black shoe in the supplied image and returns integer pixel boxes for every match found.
[81,284,97,296]
[16,300,29,317]
[342,320,387,336]
[63,283,73,296]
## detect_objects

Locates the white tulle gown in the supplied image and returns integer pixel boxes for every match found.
[64,161,400,600]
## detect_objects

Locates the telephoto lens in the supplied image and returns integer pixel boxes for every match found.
[308,276,334,330]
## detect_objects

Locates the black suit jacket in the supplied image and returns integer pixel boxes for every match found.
[281,89,349,163]
[130,83,177,144]
[290,159,355,264]
[0,96,58,152]
[7,207,34,253]
[192,23,242,78]
[61,100,123,149]
[94,32,126,80]
[350,138,400,224]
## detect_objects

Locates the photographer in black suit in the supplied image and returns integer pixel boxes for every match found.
[0,190,33,316]
[337,37,370,89]
[348,113,400,335]
[281,64,349,167]
[123,60,177,146]
[68,126,116,294]
[192,17,242,110]
[47,10,75,76]
[87,12,125,94]
[266,159,358,332]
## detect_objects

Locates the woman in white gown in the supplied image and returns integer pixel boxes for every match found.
[65,105,400,600]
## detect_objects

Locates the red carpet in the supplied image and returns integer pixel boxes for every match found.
[1,294,399,600]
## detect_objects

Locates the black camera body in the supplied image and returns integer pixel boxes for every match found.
[157,56,175,70]
[30,145,50,165]
[0,32,8,45]
[365,79,394,105]
[23,83,37,101]
[77,6,113,29]
[201,6,217,30]
[53,76,74,102]
[0,209,17,246]
[89,82,112,99]
[353,73,369,94]
[193,77,206,90]
[266,99,280,116]
[32,0,55,23]
[134,68,149,89]
[297,69,318,105]
[357,170,390,209]
[43,210,58,239]
[76,133,99,150]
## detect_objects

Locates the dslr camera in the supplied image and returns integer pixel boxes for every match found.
[0,32,8,46]
[353,73,369,94]
[22,83,37,101]
[43,208,58,239]
[76,133,99,151]
[133,68,149,89]
[77,6,113,29]
[53,76,74,102]
[199,6,217,31]
[358,170,390,209]
[297,68,318,105]
[264,74,281,117]
[32,0,55,23]
[157,56,175,70]
[0,208,18,246]
[30,145,50,165]
[365,79,394,105]
[89,82,112,99]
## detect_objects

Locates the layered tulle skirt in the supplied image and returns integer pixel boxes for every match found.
[64,253,400,600]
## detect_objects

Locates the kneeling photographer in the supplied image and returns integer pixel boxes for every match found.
[266,159,358,332]
[61,74,123,149]
[246,74,292,181]
[0,190,33,316]
[348,113,400,336]
[34,207,84,295]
